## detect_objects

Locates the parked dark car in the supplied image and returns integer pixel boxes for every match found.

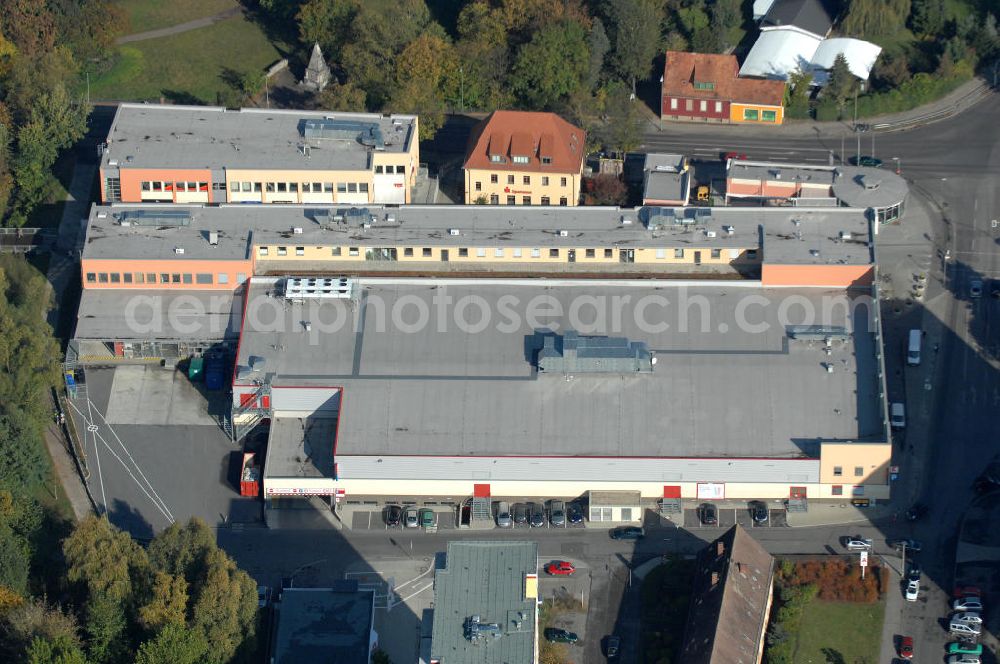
[905,503,928,521]
[605,635,621,658]
[528,502,545,527]
[748,500,769,524]
[384,504,402,526]
[544,627,578,644]
[513,503,529,525]
[698,502,718,525]
[609,526,643,540]
[850,155,883,167]
[567,502,584,524]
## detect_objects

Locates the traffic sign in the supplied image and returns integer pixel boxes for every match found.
[859,551,868,567]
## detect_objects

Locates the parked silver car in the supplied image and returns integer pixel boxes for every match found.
[496,501,513,528]
[549,500,566,527]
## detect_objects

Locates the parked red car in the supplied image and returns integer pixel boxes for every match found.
[544,561,576,576]
[953,586,981,598]
[898,635,913,659]
[722,151,748,161]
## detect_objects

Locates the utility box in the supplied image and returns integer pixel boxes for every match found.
[188,357,204,382]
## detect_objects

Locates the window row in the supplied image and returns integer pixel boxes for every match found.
[742,108,778,122]
[228,181,369,194]
[374,165,406,174]
[669,98,724,114]
[486,195,568,206]
[831,466,866,477]
[484,174,569,187]
[85,272,245,285]
[140,181,213,193]
[487,155,553,165]
[257,246,751,261]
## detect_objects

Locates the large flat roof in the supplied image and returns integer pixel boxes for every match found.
[431,541,537,664]
[74,289,241,341]
[102,104,416,172]
[236,279,883,461]
[83,203,874,266]
[271,587,373,664]
[265,416,337,480]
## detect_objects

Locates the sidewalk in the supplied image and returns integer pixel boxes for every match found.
[642,77,993,140]
[116,7,242,45]
[42,421,94,522]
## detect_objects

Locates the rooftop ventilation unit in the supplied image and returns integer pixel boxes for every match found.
[705,230,716,238]
[292,227,303,234]
[284,277,356,300]
[723,225,735,235]
[342,207,373,227]
[449,228,461,236]
[464,616,502,642]
[621,216,633,225]
[208,231,219,246]
[839,231,852,240]
[558,230,569,237]
[302,119,384,149]
[118,209,192,227]
[174,247,185,255]
[810,249,821,257]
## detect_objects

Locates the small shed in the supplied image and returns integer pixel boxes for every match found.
[587,490,642,523]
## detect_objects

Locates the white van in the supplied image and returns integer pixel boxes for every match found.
[949,619,981,636]
[890,403,906,429]
[907,329,922,366]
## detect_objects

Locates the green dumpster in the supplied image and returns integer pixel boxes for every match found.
[188,357,204,382]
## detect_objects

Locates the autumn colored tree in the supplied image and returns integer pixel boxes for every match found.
[316,81,368,112]
[389,33,458,139]
[63,515,150,603]
[135,624,209,664]
[138,572,189,631]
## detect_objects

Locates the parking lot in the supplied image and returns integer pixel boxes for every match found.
[683,505,788,529]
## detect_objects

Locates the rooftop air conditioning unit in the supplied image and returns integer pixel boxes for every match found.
[810,249,820,257]
[839,231,852,240]
[723,225,735,235]
[705,230,717,238]
[174,247,185,255]
[558,230,569,237]
[362,222,371,229]
[449,228,461,236]
[293,227,303,234]
[621,216,633,225]
[209,231,219,245]
[386,214,396,224]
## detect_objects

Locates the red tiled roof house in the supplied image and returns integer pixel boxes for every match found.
[463,111,586,206]
[661,51,786,125]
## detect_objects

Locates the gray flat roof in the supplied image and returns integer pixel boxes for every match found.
[83,203,873,266]
[431,541,537,664]
[265,416,337,480]
[644,169,689,203]
[729,160,838,187]
[272,587,373,664]
[102,104,415,172]
[236,279,883,461]
[832,166,908,209]
[74,289,241,341]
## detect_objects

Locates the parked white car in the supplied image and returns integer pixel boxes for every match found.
[953,597,983,612]
[846,538,872,551]
[949,620,981,636]
[905,579,920,602]
[953,612,982,625]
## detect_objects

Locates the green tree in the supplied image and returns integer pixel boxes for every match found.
[784,68,813,118]
[711,0,742,50]
[26,635,87,664]
[297,0,359,63]
[0,523,29,595]
[599,81,643,154]
[138,572,189,631]
[604,0,664,92]
[147,519,215,583]
[586,19,610,90]
[83,593,127,664]
[188,548,257,664]
[340,0,434,109]
[135,624,208,664]
[63,515,150,603]
[511,20,589,108]
[843,0,911,38]
[824,53,858,111]
[9,83,88,226]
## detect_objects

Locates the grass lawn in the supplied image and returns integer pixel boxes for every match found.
[793,599,885,664]
[90,16,282,104]
[120,0,239,33]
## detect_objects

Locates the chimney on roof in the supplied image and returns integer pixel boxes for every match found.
[711,572,719,587]
[717,541,725,556]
